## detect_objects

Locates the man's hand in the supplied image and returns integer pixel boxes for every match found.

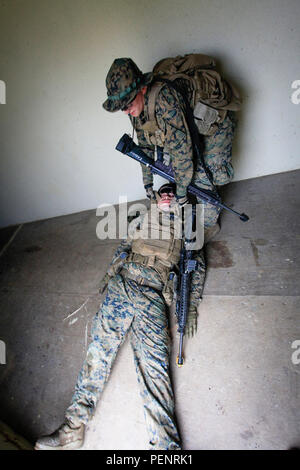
[145,184,156,201]
[186,306,198,338]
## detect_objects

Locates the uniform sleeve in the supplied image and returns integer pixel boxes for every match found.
[135,127,155,188]
[189,249,206,309]
[155,86,194,198]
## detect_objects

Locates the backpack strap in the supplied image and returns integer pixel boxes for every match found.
[147,76,216,190]
[147,74,195,124]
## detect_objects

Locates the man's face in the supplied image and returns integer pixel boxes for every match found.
[122,87,147,117]
[157,189,176,212]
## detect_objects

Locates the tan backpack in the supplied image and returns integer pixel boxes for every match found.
[145,53,242,187]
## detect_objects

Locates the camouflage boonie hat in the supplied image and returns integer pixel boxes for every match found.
[103,58,153,112]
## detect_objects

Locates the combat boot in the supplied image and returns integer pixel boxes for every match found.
[204,222,220,244]
[35,421,85,450]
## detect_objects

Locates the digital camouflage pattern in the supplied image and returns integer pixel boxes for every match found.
[131,83,237,227]
[106,205,206,321]
[193,113,237,227]
[102,57,237,227]
[131,85,193,198]
[65,207,206,450]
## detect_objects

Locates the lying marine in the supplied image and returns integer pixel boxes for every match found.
[35,183,206,450]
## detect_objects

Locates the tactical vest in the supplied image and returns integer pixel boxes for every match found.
[130,210,181,269]
[145,53,241,137]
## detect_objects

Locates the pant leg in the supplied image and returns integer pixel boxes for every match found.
[129,283,181,450]
[65,274,134,427]
[194,113,237,227]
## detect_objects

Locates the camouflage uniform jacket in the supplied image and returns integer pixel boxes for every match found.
[130,83,194,199]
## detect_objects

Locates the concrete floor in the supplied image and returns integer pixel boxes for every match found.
[0,170,299,450]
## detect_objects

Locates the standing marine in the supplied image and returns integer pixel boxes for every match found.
[102,55,241,239]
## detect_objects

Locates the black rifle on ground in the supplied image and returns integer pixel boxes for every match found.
[174,203,198,366]
[115,133,249,222]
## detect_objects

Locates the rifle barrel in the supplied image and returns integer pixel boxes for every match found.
[116,134,249,222]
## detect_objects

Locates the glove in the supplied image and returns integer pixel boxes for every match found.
[185,305,198,338]
[99,273,111,294]
[145,184,156,201]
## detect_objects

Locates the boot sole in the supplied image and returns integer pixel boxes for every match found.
[34,440,83,451]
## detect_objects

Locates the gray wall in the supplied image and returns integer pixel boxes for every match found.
[0,0,299,227]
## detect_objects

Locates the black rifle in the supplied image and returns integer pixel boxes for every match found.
[116,134,249,222]
[175,203,198,366]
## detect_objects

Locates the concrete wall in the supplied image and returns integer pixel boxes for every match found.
[0,0,299,227]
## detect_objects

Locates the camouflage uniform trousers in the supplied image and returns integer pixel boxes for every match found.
[193,112,238,228]
[65,270,181,450]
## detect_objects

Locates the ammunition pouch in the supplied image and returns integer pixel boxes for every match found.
[125,252,171,284]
